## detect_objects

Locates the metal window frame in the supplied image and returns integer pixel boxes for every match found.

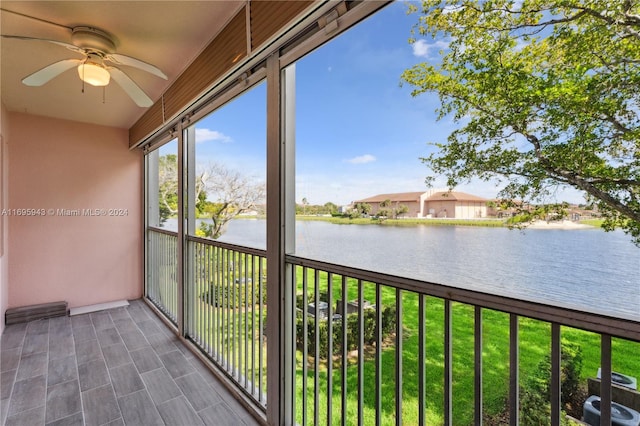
[142,1,399,424]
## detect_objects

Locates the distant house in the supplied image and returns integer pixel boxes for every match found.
[354,190,488,219]
[486,199,526,218]
[423,191,488,218]
[354,191,427,217]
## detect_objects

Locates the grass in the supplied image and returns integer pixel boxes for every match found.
[292,268,640,425]
[579,218,605,227]
[193,212,605,231]
[297,215,507,228]
[177,244,637,425]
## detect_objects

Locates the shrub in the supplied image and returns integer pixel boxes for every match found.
[520,341,583,424]
[200,281,266,308]
[506,213,533,225]
[296,304,396,359]
[381,305,396,336]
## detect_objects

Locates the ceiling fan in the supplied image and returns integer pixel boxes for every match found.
[2,26,167,107]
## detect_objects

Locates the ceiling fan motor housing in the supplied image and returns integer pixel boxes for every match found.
[71,26,115,53]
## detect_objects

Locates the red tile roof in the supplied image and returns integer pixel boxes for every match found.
[355,192,425,203]
[425,191,487,202]
[355,190,487,204]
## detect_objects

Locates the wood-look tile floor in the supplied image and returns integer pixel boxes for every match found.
[1,299,262,426]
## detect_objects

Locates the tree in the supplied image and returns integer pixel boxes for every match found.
[402,0,640,244]
[394,204,409,219]
[351,202,372,218]
[157,154,208,224]
[158,154,178,224]
[377,199,392,219]
[199,163,265,239]
[302,197,309,215]
[375,199,409,219]
[324,202,339,215]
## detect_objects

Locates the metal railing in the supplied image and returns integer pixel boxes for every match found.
[286,255,640,426]
[185,236,268,408]
[146,227,179,323]
[145,231,640,425]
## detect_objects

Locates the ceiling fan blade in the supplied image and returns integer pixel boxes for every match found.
[106,53,167,79]
[1,35,84,54]
[22,59,81,86]
[108,67,153,107]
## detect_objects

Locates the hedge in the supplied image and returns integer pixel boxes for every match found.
[295,305,396,359]
[200,281,266,308]
[519,341,583,424]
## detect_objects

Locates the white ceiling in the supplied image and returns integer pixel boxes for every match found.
[1,1,244,129]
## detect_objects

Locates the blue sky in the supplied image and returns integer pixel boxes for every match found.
[185,1,584,206]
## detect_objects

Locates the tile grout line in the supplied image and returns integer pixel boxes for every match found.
[47,317,82,426]
[5,301,259,426]
[124,305,168,424]
[95,310,125,425]
[73,315,89,426]
[129,303,202,424]
[2,327,26,424]
[144,301,253,425]
[44,318,51,426]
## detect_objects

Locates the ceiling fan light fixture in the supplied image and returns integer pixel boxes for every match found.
[77,62,110,86]
[6,25,164,105]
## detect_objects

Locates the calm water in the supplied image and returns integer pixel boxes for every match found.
[167,219,640,321]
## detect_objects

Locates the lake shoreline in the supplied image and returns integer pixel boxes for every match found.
[162,217,636,319]
[527,219,594,230]
[293,215,600,230]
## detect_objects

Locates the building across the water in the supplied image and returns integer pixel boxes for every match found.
[354,190,488,219]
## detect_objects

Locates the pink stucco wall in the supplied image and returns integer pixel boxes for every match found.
[6,112,142,310]
[1,103,10,335]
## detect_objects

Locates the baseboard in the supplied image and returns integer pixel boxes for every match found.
[69,300,129,316]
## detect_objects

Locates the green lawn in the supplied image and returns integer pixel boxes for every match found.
[292,268,639,425]
[579,218,605,227]
[297,215,507,228]
[184,249,638,425]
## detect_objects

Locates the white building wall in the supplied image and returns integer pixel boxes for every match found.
[454,202,487,219]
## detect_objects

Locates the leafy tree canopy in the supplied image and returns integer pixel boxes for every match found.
[294,201,339,215]
[156,156,262,239]
[158,154,178,224]
[353,202,372,218]
[402,0,640,244]
[198,163,265,239]
[375,199,409,220]
[157,154,207,224]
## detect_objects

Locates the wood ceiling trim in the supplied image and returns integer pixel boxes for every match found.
[250,0,314,51]
[129,101,163,147]
[129,7,247,148]
[130,1,318,148]
[163,9,247,121]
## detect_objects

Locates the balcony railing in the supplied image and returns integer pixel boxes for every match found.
[286,255,640,425]
[185,236,268,408]
[146,232,640,425]
[147,227,179,323]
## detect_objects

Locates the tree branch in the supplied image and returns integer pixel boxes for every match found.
[601,113,634,135]
[524,133,640,222]
[571,5,640,40]
[460,3,640,41]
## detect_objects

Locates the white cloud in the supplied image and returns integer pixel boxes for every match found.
[346,154,376,164]
[195,128,233,143]
[412,39,449,59]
